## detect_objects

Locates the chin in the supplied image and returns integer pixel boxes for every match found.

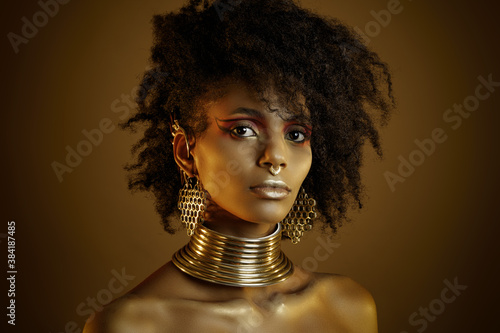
[244,200,292,223]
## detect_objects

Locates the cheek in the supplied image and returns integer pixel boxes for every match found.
[195,154,228,198]
[293,148,313,182]
[194,141,255,199]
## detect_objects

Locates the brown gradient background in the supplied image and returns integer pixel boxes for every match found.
[2,0,499,332]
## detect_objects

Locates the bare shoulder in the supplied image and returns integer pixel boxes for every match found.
[83,263,181,333]
[313,273,378,332]
[82,293,171,333]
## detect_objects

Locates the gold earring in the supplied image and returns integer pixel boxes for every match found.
[281,187,317,244]
[178,173,206,236]
[171,119,191,158]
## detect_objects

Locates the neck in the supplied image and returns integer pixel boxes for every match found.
[203,220,277,238]
[172,223,294,287]
[203,205,278,238]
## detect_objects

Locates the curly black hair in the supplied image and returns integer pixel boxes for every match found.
[122,0,394,235]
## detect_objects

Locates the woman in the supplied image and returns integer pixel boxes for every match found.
[84,0,393,331]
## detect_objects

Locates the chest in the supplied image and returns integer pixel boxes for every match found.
[165,296,349,333]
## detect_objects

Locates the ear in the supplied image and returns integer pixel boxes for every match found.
[172,132,196,177]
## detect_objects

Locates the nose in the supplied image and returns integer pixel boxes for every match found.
[258,134,287,173]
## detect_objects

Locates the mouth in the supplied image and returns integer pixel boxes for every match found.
[249,180,291,200]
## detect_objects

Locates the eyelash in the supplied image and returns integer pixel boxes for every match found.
[225,121,259,138]
[231,126,257,138]
[285,128,310,143]
[217,119,311,143]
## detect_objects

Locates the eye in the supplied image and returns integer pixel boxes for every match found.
[215,118,260,138]
[231,126,257,138]
[285,125,311,143]
[286,130,305,142]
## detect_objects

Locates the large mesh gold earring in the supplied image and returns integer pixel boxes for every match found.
[282,187,317,244]
[178,173,206,236]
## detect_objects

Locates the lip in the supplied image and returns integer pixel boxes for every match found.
[250,180,291,200]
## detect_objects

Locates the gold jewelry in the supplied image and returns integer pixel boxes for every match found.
[281,187,317,244]
[171,119,191,158]
[172,223,294,287]
[269,165,281,176]
[178,175,206,236]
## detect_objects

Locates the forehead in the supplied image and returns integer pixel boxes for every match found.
[203,83,310,123]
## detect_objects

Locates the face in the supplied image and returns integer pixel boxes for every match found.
[190,84,312,225]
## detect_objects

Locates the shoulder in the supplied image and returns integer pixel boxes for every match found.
[82,293,183,333]
[313,273,378,332]
[83,262,183,333]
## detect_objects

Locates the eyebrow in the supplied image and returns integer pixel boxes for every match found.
[228,107,265,119]
[226,107,311,125]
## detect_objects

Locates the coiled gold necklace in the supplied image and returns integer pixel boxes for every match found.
[172,223,293,287]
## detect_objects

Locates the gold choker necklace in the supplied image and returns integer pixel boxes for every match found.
[172,223,294,287]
